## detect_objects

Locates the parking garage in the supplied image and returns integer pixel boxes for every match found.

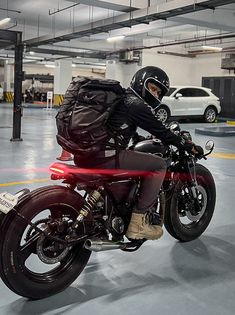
[0,1,235,315]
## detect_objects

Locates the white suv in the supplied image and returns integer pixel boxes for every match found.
[155,86,221,123]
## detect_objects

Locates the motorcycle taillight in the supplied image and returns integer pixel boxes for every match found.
[51,173,65,180]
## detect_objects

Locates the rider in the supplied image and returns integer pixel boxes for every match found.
[74,66,203,241]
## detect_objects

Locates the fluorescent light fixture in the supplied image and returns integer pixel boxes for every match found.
[201,45,222,52]
[45,64,56,68]
[107,35,125,42]
[72,63,77,67]
[29,51,35,55]
[0,17,11,26]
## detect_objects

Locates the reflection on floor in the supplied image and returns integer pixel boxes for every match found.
[1,106,235,315]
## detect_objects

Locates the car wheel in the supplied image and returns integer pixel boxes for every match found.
[204,106,217,123]
[155,106,170,123]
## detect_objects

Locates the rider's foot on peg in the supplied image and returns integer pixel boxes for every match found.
[126,212,163,240]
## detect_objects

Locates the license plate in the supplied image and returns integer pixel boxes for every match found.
[0,192,18,214]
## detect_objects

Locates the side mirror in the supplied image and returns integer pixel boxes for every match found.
[168,121,180,131]
[175,93,182,99]
[205,140,214,151]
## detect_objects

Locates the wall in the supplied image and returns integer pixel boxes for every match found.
[191,53,234,85]
[142,48,194,86]
[142,47,234,86]
[105,60,141,88]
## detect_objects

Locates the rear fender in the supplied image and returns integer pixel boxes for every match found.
[0,185,78,229]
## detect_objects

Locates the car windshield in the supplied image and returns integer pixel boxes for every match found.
[165,87,177,96]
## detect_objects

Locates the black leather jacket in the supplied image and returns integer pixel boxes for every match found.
[106,88,193,152]
[75,89,193,167]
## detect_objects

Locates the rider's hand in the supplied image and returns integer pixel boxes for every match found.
[132,132,146,145]
[192,145,204,157]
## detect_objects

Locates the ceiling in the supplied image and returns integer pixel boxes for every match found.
[0,0,235,66]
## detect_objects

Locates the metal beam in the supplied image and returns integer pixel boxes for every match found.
[25,0,235,48]
[111,32,235,55]
[0,29,17,43]
[30,47,107,59]
[169,16,235,32]
[68,0,138,12]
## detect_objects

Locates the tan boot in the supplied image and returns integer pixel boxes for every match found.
[126,212,163,240]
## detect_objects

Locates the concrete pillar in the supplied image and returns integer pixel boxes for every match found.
[53,59,72,105]
[4,61,14,102]
[105,60,141,88]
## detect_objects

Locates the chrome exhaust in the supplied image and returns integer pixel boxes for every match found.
[84,238,124,252]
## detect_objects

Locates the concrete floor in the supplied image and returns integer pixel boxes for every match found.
[1,104,235,315]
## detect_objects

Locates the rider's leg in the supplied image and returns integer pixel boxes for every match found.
[117,150,166,240]
[74,150,166,240]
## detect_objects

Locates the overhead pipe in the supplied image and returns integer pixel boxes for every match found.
[25,0,235,48]
[110,32,235,55]
[0,7,21,14]
[49,3,80,16]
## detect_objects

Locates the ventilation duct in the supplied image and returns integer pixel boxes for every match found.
[221,53,235,70]
[119,51,141,63]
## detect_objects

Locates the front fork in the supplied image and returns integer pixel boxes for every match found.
[184,160,202,213]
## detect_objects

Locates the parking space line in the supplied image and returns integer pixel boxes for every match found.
[0,178,50,187]
[211,153,235,159]
[0,152,235,187]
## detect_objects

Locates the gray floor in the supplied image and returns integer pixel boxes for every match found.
[1,104,235,315]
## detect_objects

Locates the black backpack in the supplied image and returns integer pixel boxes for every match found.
[56,76,125,156]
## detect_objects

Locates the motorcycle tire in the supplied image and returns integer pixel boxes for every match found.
[164,164,216,242]
[0,185,92,299]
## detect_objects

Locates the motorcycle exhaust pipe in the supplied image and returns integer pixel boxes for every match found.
[84,238,124,252]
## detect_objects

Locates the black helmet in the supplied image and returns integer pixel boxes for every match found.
[130,66,169,109]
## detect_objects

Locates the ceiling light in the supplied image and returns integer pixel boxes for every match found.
[0,17,11,26]
[45,64,56,68]
[29,51,35,55]
[107,35,125,42]
[201,45,223,52]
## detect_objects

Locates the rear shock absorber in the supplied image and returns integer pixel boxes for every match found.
[74,187,103,228]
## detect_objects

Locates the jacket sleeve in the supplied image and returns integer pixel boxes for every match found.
[127,98,193,151]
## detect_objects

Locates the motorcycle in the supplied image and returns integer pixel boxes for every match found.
[0,122,216,299]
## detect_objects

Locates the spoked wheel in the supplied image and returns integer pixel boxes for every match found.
[0,186,93,299]
[204,107,217,123]
[155,106,170,123]
[164,164,216,242]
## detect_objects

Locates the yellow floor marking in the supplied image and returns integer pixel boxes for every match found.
[0,178,50,187]
[211,153,235,159]
[227,121,235,125]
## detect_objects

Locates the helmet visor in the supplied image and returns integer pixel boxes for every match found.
[144,78,164,109]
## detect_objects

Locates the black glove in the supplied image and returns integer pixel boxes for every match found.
[178,138,194,153]
[193,145,204,157]
[132,132,146,145]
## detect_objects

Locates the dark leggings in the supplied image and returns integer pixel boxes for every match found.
[77,150,167,214]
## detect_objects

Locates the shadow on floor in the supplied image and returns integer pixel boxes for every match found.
[2,225,235,315]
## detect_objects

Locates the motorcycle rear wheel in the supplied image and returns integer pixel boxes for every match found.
[0,186,92,299]
[164,164,216,242]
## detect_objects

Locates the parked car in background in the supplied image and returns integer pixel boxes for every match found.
[155,86,221,123]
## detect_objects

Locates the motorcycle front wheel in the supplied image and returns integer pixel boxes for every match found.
[164,164,216,242]
[0,185,92,299]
